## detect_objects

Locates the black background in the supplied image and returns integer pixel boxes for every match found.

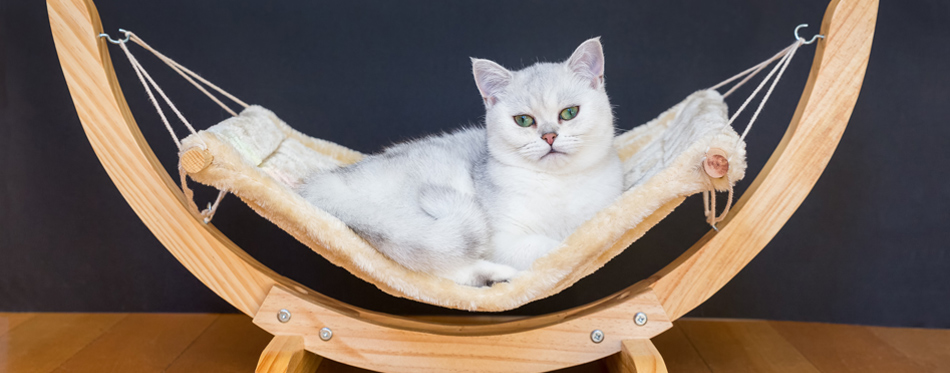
[2,0,948,327]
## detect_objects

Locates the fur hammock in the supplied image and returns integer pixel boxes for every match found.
[178,89,746,312]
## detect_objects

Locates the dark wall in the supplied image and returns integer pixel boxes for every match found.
[2,0,948,327]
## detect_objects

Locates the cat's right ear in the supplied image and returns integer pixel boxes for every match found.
[472,58,512,108]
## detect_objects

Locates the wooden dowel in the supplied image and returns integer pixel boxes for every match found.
[180,148,213,174]
[703,148,729,179]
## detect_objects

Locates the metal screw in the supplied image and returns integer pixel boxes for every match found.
[590,329,605,343]
[634,312,648,326]
[277,309,291,323]
[320,327,333,341]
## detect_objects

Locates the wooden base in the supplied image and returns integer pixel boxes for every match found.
[256,335,669,373]
[606,340,668,373]
[256,335,322,373]
[252,286,672,373]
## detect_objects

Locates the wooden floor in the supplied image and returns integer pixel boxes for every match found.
[1,313,947,372]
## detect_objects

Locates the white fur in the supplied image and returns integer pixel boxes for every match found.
[474,38,622,269]
[297,38,622,286]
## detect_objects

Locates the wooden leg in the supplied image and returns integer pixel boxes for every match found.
[256,335,323,373]
[606,339,668,373]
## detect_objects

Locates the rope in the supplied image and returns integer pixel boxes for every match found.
[110,31,234,223]
[132,34,237,117]
[118,42,181,149]
[107,26,817,230]
[118,42,206,149]
[127,32,250,110]
[710,43,795,98]
[702,177,734,231]
[202,190,227,223]
[737,42,801,144]
[726,40,799,129]
[703,28,817,230]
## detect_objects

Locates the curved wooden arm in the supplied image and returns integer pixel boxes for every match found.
[651,0,878,319]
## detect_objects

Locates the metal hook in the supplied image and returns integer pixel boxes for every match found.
[98,28,131,44]
[794,24,825,45]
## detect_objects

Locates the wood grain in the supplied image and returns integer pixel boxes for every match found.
[253,286,672,373]
[256,335,322,373]
[4,314,950,372]
[165,314,273,373]
[53,313,217,373]
[0,313,39,373]
[651,0,879,320]
[0,313,37,336]
[651,325,712,373]
[678,319,819,373]
[180,147,213,173]
[869,326,950,372]
[771,321,927,373]
[605,340,668,373]
[0,313,125,373]
[703,148,729,178]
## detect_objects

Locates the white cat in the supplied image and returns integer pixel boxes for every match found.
[298,38,622,287]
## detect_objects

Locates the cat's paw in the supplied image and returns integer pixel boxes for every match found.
[478,262,521,287]
[452,260,520,287]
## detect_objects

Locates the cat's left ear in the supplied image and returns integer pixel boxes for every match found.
[567,37,606,90]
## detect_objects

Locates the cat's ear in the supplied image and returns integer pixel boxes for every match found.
[567,37,605,89]
[472,58,513,108]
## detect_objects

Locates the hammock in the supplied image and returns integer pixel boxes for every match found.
[103,28,815,312]
[179,90,744,311]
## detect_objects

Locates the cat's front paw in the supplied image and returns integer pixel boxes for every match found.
[454,260,520,287]
[479,263,520,287]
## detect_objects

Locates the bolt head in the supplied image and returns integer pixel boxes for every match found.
[590,329,605,343]
[319,327,333,341]
[277,309,291,323]
[634,312,648,326]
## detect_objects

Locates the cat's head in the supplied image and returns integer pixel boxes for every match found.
[472,38,615,174]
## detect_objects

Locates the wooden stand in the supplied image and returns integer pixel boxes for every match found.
[47,0,876,371]
[256,336,323,373]
[606,340,668,373]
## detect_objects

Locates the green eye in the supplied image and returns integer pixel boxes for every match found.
[513,114,535,127]
[559,106,579,121]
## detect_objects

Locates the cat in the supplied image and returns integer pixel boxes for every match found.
[297,38,622,287]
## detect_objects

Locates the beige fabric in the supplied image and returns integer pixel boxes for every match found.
[180,89,746,312]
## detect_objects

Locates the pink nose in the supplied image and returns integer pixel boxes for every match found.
[542,132,557,145]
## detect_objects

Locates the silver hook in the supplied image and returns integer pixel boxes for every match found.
[794,24,825,45]
[98,28,131,44]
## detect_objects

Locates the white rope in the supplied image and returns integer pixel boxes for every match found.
[131,34,238,117]
[737,41,801,144]
[119,42,183,149]
[710,43,794,98]
[704,33,813,230]
[128,33,250,111]
[118,42,207,149]
[726,41,799,129]
[202,191,227,223]
[113,33,233,223]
